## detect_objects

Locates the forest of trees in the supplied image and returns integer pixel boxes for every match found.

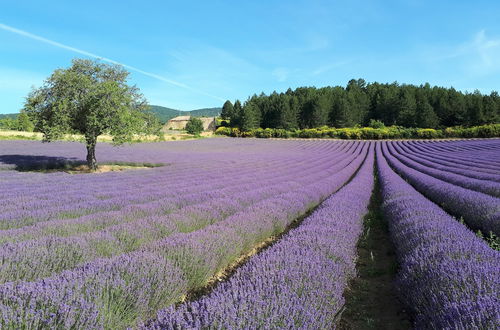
[221,79,499,130]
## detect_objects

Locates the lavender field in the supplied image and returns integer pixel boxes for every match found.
[0,138,499,329]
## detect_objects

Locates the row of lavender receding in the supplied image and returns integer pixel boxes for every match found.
[0,143,364,285]
[144,143,375,329]
[397,140,500,178]
[377,143,500,328]
[0,141,369,328]
[389,142,500,196]
[0,141,353,230]
[0,138,499,329]
[0,141,352,239]
[145,140,499,329]
[382,142,500,235]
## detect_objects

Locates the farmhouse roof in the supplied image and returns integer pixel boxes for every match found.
[170,116,191,121]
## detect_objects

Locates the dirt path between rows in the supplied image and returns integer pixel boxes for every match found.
[339,177,412,329]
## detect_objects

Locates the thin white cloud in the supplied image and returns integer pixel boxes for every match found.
[0,23,225,101]
[421,30,500,76]
[272,67,289,82]
[472,30,500,71]
[312,60,351,75]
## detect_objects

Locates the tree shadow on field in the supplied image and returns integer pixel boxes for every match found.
[0,154,84,172]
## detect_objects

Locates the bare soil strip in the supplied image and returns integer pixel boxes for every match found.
[339,174,411,329]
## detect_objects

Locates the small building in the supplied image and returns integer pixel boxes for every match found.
[163,116,216,131]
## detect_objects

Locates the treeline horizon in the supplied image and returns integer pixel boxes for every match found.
[221,79,499,130]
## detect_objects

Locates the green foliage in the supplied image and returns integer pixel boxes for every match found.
[0,113,34,132]
[220,100,234,120]
[185,117,204,135]
[230,100,243,128]
[17,112,34,132]
[215,126,232,136]
[216,123,500,140]
[416,128,442,139]
[0,113,18,120]
[222,80,499,131]
[0,117,18,130]
[476,230,500,251]
[368,119,385,129]
[240,103,260,131]
[23,58,156,170]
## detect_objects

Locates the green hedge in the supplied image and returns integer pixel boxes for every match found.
[215,124,500,139]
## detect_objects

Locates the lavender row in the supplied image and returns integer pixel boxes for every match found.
[381,142,500,235]
[0,143,364,284]
[399,141,500,179]
[388,143,500,197]
[0,140,350,220]
[403,140,500,172]
[0,154,331,229]
[377,143,500,329]
[143,142,368,291]
[0,142,368,328]
[0,141,351,233]
[407,140,500,169]
[145,144,375,329]
[0,145,351,243]
[0,144,361,284]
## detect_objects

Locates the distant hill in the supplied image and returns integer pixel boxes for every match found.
[149,105,221,123]
[1,106,221,124]
[0,113,18,119]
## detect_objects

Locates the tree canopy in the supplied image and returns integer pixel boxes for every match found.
[185,117,204,135]
[0,113,34,132]
[223,79,499,130]
[23,58,159,170]
[220,100,234,120]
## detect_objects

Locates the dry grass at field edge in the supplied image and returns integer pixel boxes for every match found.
[0,129,214,142]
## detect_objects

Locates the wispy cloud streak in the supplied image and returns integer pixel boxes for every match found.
[0,23,224,101]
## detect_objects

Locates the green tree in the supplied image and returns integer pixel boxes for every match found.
[331,90,349,127]
[465,90,484,125]
[446,89,467,126]
[17,112,34,132]
[0,117,17,130]
[483,92,500,124]
[397,88,417,127]
[230,100,243,128]
[416,93,439,128]
[301,94,329,128]
[23,58,156,170]
[185,117,204,135]
[368,119,385,129]
[283,95,299,129]
[241,103,260,131]
[220,100,234,120]
[345,79,370,126]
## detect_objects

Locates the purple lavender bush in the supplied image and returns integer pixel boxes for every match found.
[377,143,500,329]
[389,142,500,197]
[0,139,369,328]
[382,142,500,235]
[145,144,375,329]
[398,141,500,181]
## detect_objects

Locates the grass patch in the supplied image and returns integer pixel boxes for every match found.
[0,134,39,141]
[339,171,411,329]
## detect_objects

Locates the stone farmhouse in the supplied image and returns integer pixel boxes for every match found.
[163,116,216,131]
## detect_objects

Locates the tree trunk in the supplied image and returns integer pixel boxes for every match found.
[86,138,97,171]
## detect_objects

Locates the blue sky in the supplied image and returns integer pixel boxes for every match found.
[1,0,499,114]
